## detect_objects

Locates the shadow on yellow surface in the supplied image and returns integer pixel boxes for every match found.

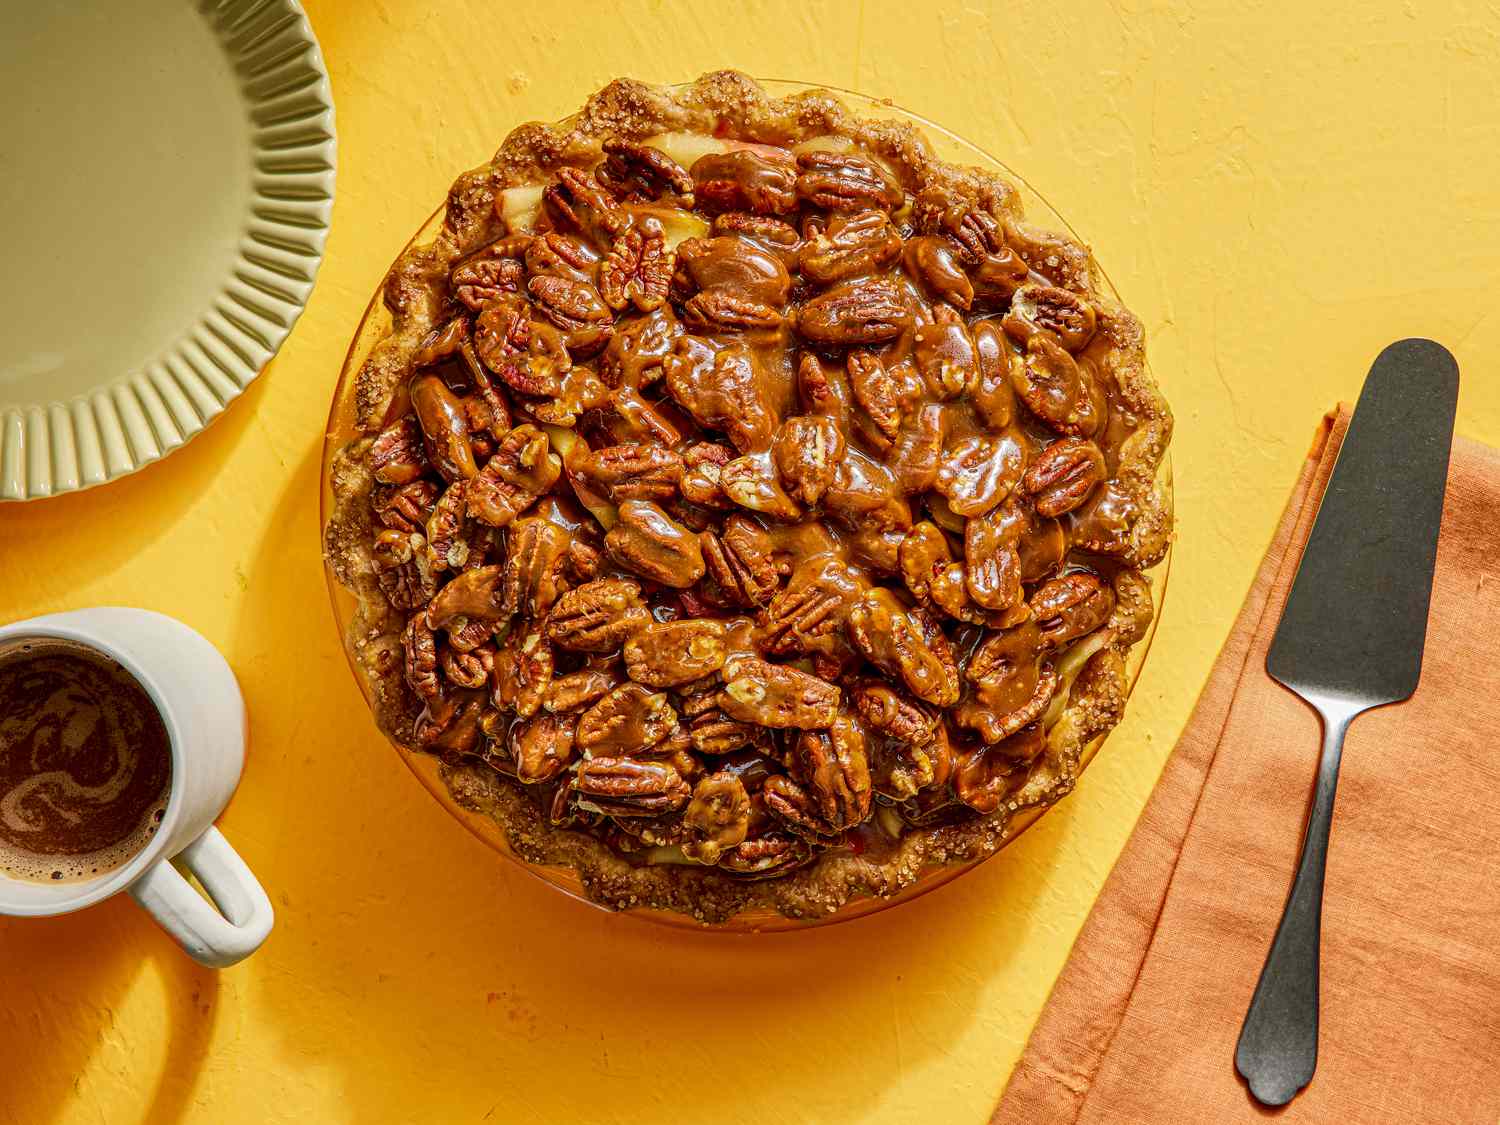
[2,373,272,595]
[0,374,266,1125]
[137,944,219,1125]
[206,430,1078,1121]
[0,898,219,1125]
[0,905,136,1125]
[0,367,288,1125]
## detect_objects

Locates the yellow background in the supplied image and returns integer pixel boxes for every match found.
[4,2,1500,1122]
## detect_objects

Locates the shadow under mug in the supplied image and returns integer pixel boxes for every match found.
[0,608,272,967]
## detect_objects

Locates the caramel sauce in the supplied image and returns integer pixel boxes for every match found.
[391,130,1153,864]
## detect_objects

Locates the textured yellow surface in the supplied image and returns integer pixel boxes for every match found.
[4,3,1500,1123]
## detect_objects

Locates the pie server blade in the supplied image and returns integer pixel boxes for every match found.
[1235,338,1459,1106]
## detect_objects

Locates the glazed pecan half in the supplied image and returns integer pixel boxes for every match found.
[599,220,671,312]
[785,713,872,832]
[605,500,706,588]
[719,657,839,729]
[794,151,903,212]
[623,620,728,688]
[846,590,961,707]
[680,772,752,864]
[572,757,691,817]
[576,682,679,756]
[545,578,652,653]
[596,139,693,203]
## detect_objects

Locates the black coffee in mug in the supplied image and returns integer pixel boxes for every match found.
[0,638,171,883]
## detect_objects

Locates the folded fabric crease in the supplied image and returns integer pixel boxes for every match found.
[995,408,1500,1124]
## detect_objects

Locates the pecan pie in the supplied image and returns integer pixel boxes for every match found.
[325,72,1172,922]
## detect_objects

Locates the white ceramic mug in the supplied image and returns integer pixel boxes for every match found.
[0,607,273,967]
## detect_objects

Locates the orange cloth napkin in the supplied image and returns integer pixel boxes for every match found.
[994,408,1500,1124]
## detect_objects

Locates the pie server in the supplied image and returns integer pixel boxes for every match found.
[1235,338,1459,1106]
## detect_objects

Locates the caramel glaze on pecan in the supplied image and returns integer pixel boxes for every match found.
[361,120,1165,880]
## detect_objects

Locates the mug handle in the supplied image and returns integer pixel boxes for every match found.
[129,827,274,968]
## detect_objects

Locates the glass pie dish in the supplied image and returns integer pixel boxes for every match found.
[320,78,1172,932]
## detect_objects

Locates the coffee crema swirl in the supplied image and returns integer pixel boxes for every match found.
[0,639,171,883]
